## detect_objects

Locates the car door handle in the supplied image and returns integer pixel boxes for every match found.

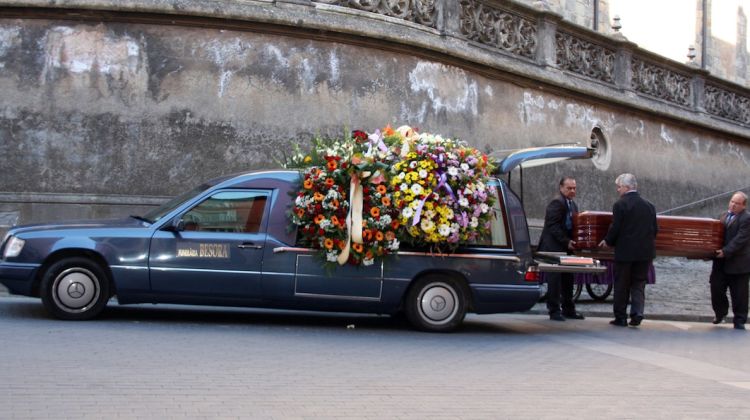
[237,242,263,249]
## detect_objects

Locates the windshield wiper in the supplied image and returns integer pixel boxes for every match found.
[129,215,153,224]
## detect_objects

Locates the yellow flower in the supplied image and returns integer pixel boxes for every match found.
[304,156,312,163]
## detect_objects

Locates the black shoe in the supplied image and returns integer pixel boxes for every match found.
[549,313,566,321]
[712,316,726,324]
[629,316,643,326]
[563,312,585,320]
[610,319,627,327]
[734,323,746,330]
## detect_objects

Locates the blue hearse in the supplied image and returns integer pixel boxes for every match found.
[0,146,602,331]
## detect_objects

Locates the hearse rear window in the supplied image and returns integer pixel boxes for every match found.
[475,183,511,248]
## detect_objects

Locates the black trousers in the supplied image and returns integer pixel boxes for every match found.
[546,272,576,316]
[613,260,649,321]
[710,262,749,325]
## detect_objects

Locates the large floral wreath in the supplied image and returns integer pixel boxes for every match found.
[287,125,496,267]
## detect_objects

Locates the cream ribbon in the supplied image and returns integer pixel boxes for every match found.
[337,174,364,265]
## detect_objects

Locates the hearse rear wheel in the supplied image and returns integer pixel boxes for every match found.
[405,275,467,332]
[40,257,110,320]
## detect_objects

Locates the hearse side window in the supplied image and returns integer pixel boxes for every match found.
[475,184,511,248]
[182,191,268,233]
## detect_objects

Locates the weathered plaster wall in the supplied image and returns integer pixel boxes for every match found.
[1,15,747,230]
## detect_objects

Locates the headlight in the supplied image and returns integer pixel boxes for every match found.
[3,236,25,259]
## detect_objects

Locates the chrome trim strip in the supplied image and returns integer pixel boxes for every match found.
[292,292,381,302]
[471,283,539,290]
[150,267,261,275]
[396,251,520,262]
[0,262,41,268]
[274,246,314,254]
[110,265,148,270]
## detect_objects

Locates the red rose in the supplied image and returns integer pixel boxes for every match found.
[352,130,367,143]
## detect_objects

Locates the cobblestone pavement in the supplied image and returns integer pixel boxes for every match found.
[1,296,749,419]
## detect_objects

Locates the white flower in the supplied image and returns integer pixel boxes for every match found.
[445,208,454,220]
[398,172,406,180]
[362,258,374,266]
[461,163,470,171]
[410,184,423,195]
[470,217,479,228]
[326,251,338,262]
[400,183,409,192]
[448,167,459,177]
[295,196,304,206]
[438,224,451,236]
[419,169,428,179]
[480,203,490,213]
[379,214,392,226]
[409,161,418,169]
[389,238,400,250]
[402,207,414,218]
[423,210,435,220]
[451,223,460,233]
[476,181,485,191]
[420,218,435,232]
[459,197,469,207]
[319,219,331,229]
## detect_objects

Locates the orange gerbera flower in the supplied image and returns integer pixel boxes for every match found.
[325,178,334,187]
[370,207,380,218]
[381,196,391,206]
[314,192,324,202]
[331,215,339,226]
[331,199,339,209]
[383,124,395,136]
[303,179,313,189]
[353,243,364,253]
[365,250,374,260]
[391,220,400,229]
[385,231,395,241]
[363,230,373,241]
[327,160,337,171]
[375,231,384,241]
[324,238,334,249]
[295,208,305,218]
[314,214,325,224]
[376,184,387,195]
[337,240,345,249]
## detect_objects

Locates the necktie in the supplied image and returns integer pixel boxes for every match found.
[726,212,735,226]
[565,200,573,231]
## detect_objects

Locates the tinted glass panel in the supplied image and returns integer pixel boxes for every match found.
[182,191,268,233]
[476,184,510,248]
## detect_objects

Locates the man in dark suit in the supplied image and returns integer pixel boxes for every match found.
[538,176,584,321]
[598,173,657,327]
[710,192,750,330]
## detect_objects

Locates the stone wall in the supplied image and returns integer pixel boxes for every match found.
[0,0,749,237]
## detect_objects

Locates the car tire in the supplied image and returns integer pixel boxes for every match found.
[405,275,467,332]
[40,257,110,320]
[586,283,613,301]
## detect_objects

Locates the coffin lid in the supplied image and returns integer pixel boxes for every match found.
[494,145,594,174]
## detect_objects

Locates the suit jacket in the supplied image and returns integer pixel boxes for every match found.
[715,209,750,274]
[538,194,577,252]
[603,191,657,262]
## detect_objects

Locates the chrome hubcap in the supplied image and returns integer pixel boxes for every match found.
[52,267,100,313]
[419,282,458,325]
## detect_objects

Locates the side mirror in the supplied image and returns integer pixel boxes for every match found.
[166,218,185,232]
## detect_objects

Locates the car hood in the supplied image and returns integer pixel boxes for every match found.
[8,217,148,236]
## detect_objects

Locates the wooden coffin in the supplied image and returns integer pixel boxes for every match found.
[573,211,724,259]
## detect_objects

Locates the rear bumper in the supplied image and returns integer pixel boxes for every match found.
[470,283,539,314]
[0,262,40,296]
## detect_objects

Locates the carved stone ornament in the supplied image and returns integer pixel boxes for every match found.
[313,0,438,28]
[703,84,750,125]
[631,58,691,107]
[458,0,537,59]
[555,31,615,84]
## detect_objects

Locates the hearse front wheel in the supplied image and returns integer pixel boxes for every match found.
[405,275,467,332]
[40,257,110,320]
